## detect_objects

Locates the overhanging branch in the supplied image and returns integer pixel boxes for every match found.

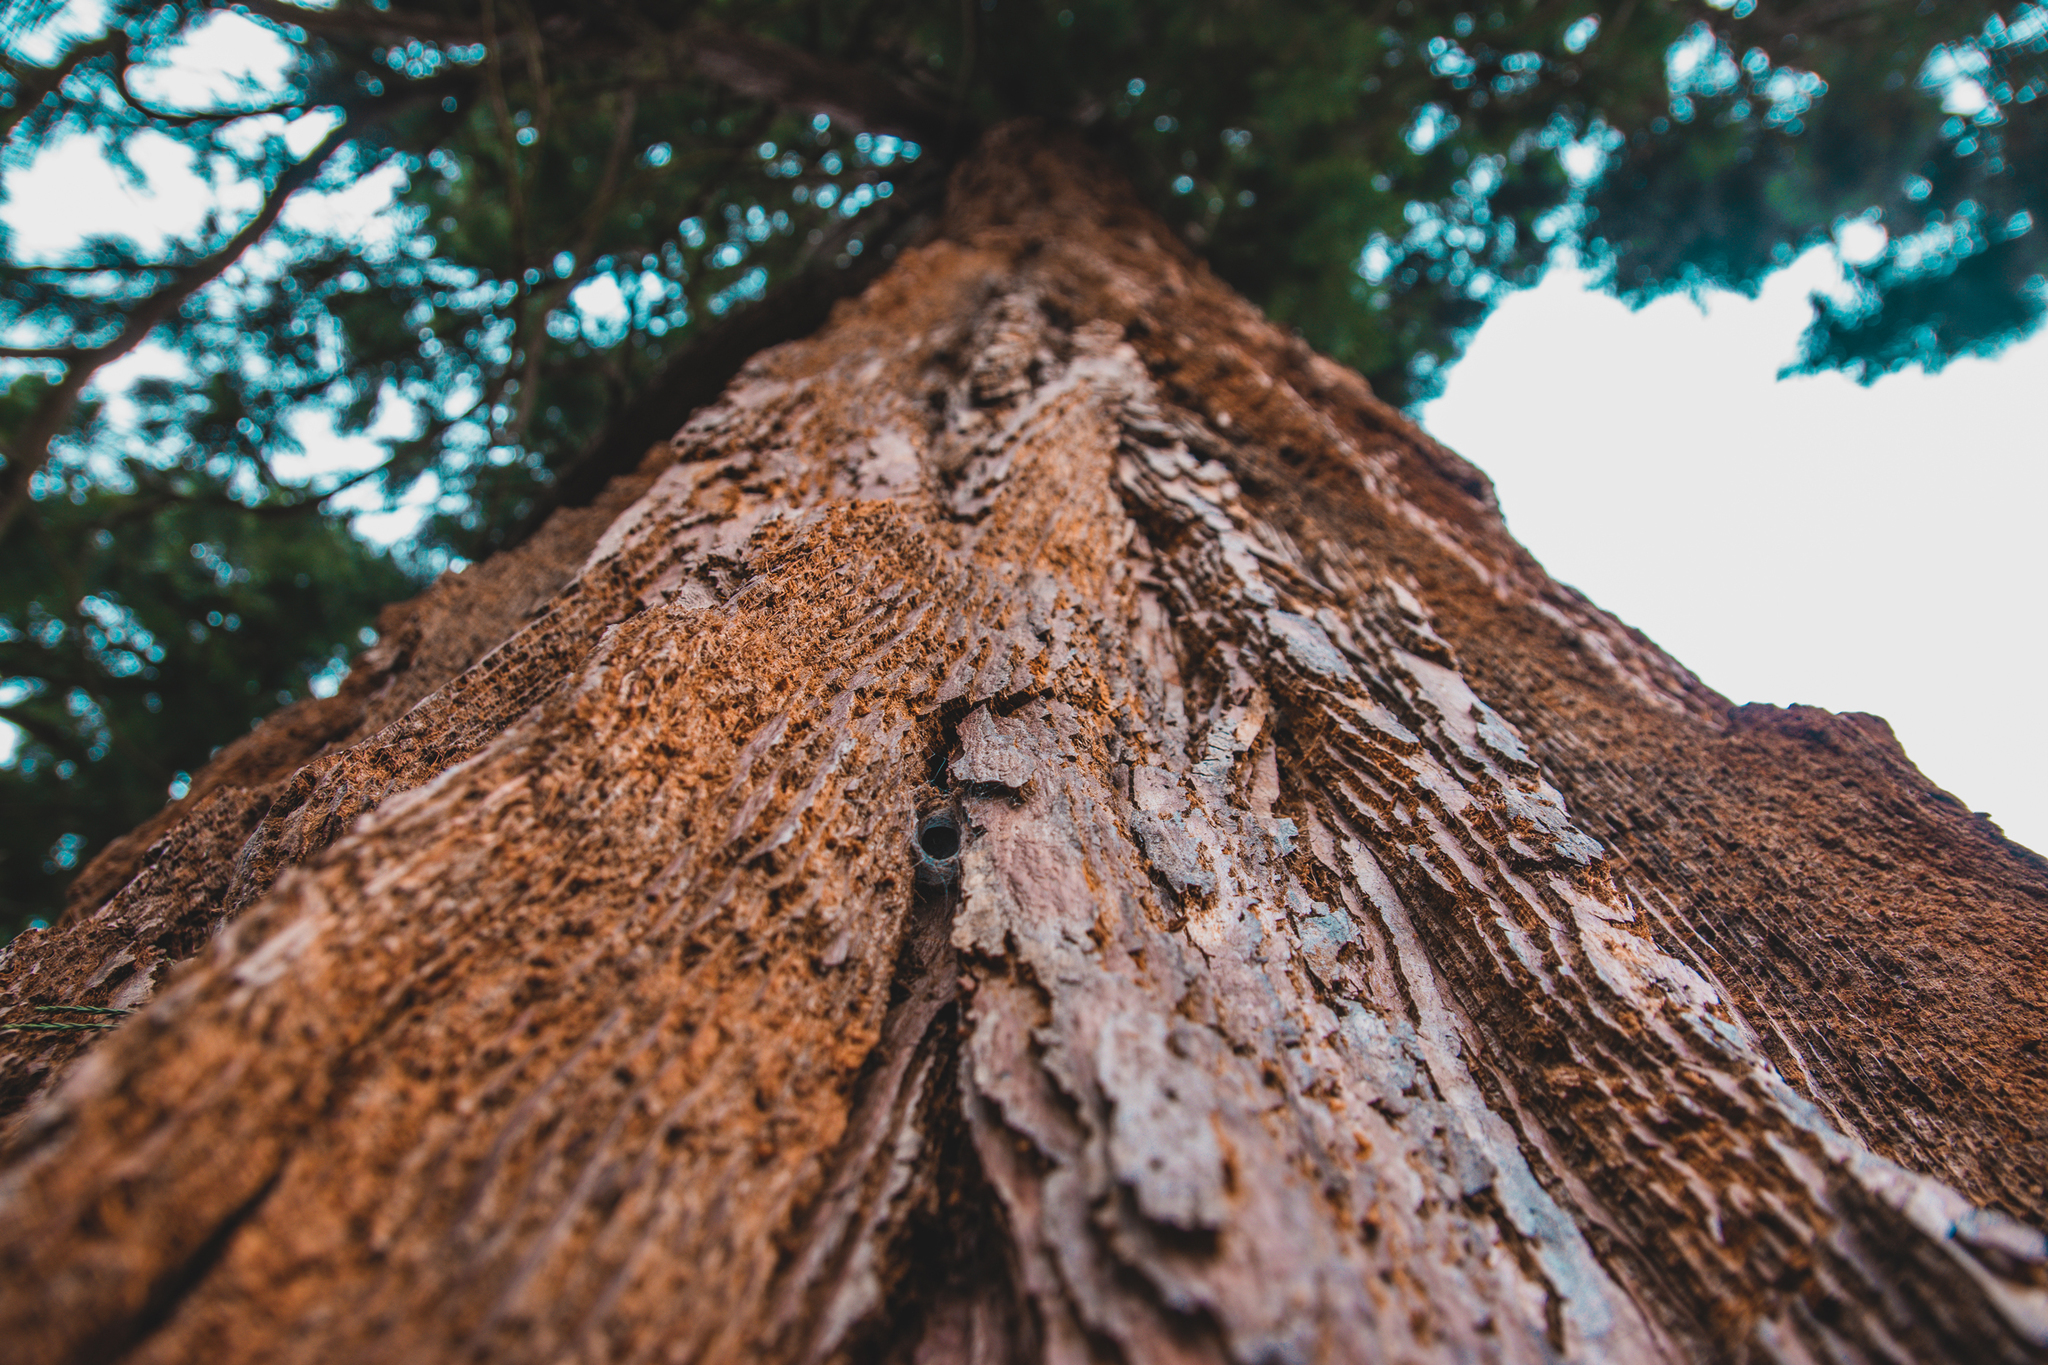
[0,346,90,361]
[0,120,353,543]
[0,30,124,143]
[685,27,959,147]
[240,1,962,148]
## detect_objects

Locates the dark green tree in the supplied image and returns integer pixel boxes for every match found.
[2,0,2041,933]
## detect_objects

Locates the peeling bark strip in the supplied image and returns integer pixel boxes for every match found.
[3,124,2047,1364]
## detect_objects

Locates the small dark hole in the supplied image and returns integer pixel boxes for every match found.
[919,819,961,860]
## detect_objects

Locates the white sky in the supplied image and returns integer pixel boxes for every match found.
[6,12,2044,856]
[1422,253,2048,855]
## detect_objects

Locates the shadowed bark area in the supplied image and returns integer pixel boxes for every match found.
[1,122,2045,1365]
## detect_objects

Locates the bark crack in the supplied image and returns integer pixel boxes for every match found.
[99,1166,284,1365]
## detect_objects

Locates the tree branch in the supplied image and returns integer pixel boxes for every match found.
[570,90,636,268]
[96,37,307,127]
[5,25,297,137]
[234,0,488,45]
[239,0,963,145]
[115,83,305,129]
[0,119,353,543]
[493,84,638,451]
[685,26,960,146]
[8,263,177,275]
[0,704,90,766]
[109,459,387,522]
[0,30,124,144]
[0,346,89,360]
[479,0,531,274]
[220,4,959,147]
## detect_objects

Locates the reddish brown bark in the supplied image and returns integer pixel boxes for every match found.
[1,123,2043,1365]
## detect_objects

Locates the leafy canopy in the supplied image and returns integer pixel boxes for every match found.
[1,0,2041,934]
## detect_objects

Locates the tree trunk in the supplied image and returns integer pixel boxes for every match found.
[2,123,2045,1365]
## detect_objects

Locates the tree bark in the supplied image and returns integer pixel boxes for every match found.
[2,122,2045,1365]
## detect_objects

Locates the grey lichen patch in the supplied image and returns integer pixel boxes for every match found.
[1127,764,1213,894]
[1131,764,1187,817]
[1265,609,1354,681]
[1294,905,1357,991]
[1129,812,1214,895]
[952,843,1014,958]
[949,705,1038,790]
[1095,1009,1227,1231]
[1338,1006,1430,1118]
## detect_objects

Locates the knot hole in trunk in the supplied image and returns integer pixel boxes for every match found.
[915,809,963,887]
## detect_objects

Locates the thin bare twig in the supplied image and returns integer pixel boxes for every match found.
[0,346,89,360]
[0,29,123,143]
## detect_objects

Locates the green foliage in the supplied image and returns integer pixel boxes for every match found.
[0,0,2041,935]
[0,416,410,930]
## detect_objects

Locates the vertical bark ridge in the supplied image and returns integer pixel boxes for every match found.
[0,122,2041,1364]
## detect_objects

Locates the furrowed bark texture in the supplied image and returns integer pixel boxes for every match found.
[2,124,2045,1365]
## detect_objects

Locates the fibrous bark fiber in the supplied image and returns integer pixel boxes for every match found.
[2,123,2045,1365]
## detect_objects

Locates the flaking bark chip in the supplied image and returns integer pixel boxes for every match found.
[949,705,1037,790]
